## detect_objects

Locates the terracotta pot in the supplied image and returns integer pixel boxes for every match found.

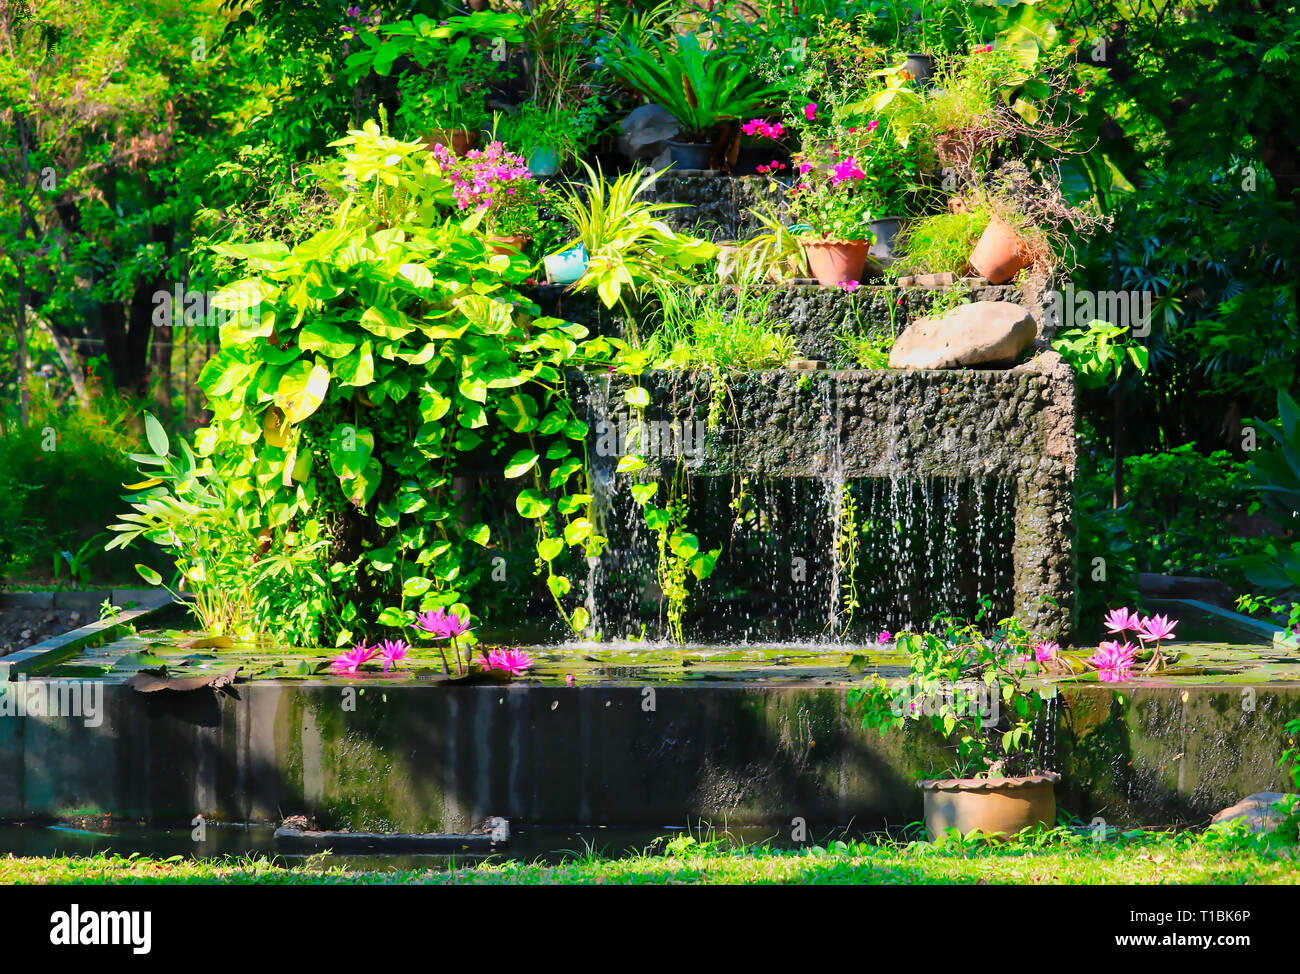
[424,128,478,157]
[920,772,1059,840]
[934,127,991,170]
[490,234,531,256]
[969,216,1032,284]
[799,238,874,286]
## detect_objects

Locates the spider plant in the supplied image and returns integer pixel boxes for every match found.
[552,161,716,315]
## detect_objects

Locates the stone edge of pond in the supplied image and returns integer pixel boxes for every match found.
[1166,597,1299,652]
[0,591,175,681]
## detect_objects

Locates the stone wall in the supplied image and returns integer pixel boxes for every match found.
[575,350,1078,640]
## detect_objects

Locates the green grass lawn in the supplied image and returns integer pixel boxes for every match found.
[4,830,1298,885]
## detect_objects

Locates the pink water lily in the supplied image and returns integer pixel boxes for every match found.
[877,629,892,644]
[329,642,379,676]
[1103,606,1141,635]
[1088,641,1136,682]
[485,648,535,677]
[416,608,471,640]
[378,639,410,673]
[1136,613,1177,643]
[1033,641,1059,663]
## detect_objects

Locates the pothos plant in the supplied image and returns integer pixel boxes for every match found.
[849,613,1056,779]
[113,120,717,648]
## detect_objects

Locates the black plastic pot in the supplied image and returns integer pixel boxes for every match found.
[667,139,715,172]
[869,216,908,261]
[903,53,934,84]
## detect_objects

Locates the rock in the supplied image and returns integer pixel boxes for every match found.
[913,271,957,288]
[618,104,680,165]
[786,359,827,370]
[888,300,1036,370]
[1211,793,1298,834]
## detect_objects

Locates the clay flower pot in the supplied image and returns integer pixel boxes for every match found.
[969,216,1032,284]
[919,772,1059,840]
[490,234,531,256]
[424,128,478,157]
[799,238,874,287]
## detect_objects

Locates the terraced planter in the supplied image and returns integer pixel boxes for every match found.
[919,773,1060,839]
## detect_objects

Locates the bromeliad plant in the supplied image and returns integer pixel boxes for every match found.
[850,614,1055,780]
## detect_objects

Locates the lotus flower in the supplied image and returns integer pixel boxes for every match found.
[484,648,535,677]
[1103,606,1141,635]
[378,639,410,673]
[1088,640,1136,682]
[1136,613,1177,643]
[329,642,379,676]
[416,608,471,640]
[877,630,892,644]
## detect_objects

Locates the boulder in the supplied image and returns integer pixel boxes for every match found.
[1210,792,1298,834]
[888,300,1036,370]
[618,104,680,166]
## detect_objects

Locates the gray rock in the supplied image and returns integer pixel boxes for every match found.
[888,300,1037,370]
[1211,792,1298,834]
[618,104,680,165]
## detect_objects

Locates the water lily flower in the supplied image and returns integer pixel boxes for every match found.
[329,642,379,676]
[1033,641,1059,663]
[1103,606,1141,635]
[877,629,892,644]
[1136,613,1177,644]
[485,648,535,677]
[378,639,410,672]
[416,608,471,640]
[1089,641,1135,682]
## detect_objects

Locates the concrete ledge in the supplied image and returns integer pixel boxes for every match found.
[0,589,167,612]
[0,593,174,681]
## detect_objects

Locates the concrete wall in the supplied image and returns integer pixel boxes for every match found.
[1,680,1294,831]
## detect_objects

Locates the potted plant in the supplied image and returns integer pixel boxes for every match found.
[431,140,544,254]
[497,97,603,176]
[397,73,490,156]
[606,31,786,172]
[967,160,1108,284]
[850,617,1060,840]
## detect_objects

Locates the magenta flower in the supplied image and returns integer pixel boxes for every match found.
[485,648,535,677]
[877,629,892,644]
[1033,641,1059,663]
[866,119,879,133]
[1136,614,1177,643]
[1103,606,1141,635]
[830,156,866,186]
[838,280,860,292]
[1088,641,1136,682]
[741,119,785,139]
[329,642,379,675]
[378,639,410,673]
[416,608,471,640]
[803,102,818,121]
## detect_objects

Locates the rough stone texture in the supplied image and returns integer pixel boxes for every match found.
[576,352,1078,640]
[1,680,1296,830]
[639,172,786,241]
[888,300,1037,370]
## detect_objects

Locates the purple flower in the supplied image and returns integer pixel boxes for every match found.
[329,642,379,675]
[416,608,471,640]
[485,648,535,677]
[378,639,410,672]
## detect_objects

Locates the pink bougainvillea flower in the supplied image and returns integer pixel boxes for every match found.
[866,119,879,133]
[742,119,785,139]
[1089,641,1136,682]
[1136,613,1177,643]
[378,639,410,673]
[803,102,818,121]
[838,280,860,292]
[329,642,379,676]
[1033,641,1060,663]
[798,161,813,175]
[416,608,471,640]
[830,156,866,186]
[485,648,535,677]
[1103,606,1141,635]
[877,629,893,644]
